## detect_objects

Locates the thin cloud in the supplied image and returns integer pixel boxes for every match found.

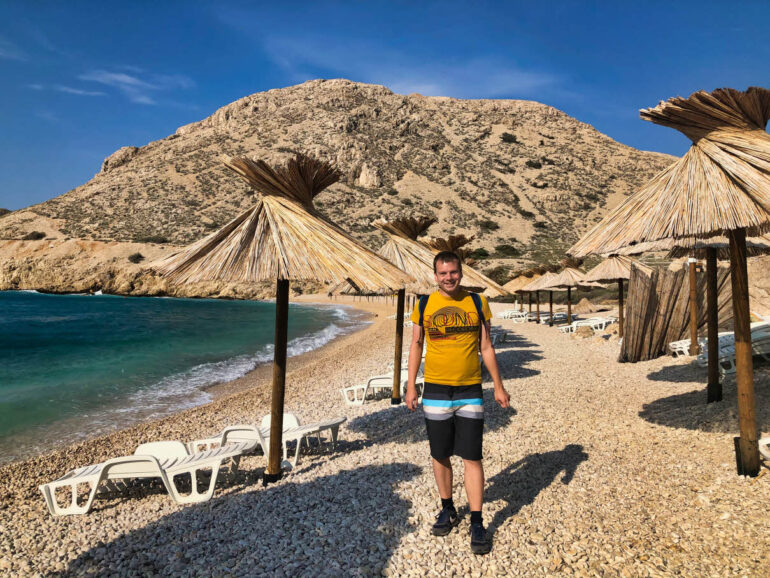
[34,110,59,123]
[54,85,106,96]
[0,36,27,61]
[78,69,195,105]
[261,36,563,99]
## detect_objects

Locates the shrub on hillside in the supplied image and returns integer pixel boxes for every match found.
[500,132,518,144]
[484,265,510,285]
[22,231,46,240]
[134,234,169,244]
[519,209,535,219]
[525,160,542,169]
[0,208,10,217]
[469,247,490,260]
[494,244,520,257]
[533,221,548,229]
[127,252,145,264]
[478,219,500,232]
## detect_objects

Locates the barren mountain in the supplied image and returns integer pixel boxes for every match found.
[0,79,676,295]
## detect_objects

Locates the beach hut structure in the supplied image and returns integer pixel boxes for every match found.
[618,235,770,404]
[152,154,413,483]
[583,256,646,339]
[570,86,770,476]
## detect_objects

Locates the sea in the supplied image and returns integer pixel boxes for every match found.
[0,290,368,464]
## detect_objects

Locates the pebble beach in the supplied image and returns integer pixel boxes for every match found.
[1,296,769,576]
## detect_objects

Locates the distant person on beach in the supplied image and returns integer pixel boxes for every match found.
[405,250,510,555]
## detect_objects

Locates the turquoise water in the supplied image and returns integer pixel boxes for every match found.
[0,291,366,463]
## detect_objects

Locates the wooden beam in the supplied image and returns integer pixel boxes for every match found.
[264,278,290,485]
[392,288,405,405]
[689,259,699,356]
[728,229,759,476]
[567,287,572,325]
[549,291,554,327]
[706,248,722,403]
[528,292,532,314]
[536,290,540,322]
[617,279,624,339]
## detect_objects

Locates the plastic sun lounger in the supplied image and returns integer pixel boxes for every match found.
[759,437,770,462]
[188,415,347,467]
[40,440,250,517]
[341,364,425,405]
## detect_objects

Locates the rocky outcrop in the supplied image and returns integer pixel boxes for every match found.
[100,146,139,173]
[1,79,673,273]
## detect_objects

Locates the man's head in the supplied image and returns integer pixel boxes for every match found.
[433,251,463,296]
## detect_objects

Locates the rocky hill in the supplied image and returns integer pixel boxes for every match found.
[0,79,676,295]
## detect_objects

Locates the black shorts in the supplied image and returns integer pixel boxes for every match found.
[422,382,484,461]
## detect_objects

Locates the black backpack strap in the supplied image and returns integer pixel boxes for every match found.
[418,295,430,326]
[470,292,488,341]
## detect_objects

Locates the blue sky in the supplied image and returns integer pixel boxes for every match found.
[0,0,767,210]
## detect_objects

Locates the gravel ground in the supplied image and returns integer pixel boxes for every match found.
[1,296,769,576]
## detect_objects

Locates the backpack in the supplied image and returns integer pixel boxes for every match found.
[418,292,488,341]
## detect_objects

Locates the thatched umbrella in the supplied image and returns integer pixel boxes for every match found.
[526,271,561,325]
[584,256,649,339]
[540,267,598,325]
[422,234,478,266]
[373,218,508,298]
[570,86,770,476]
[152,154,413,483]
[503,274,540,312]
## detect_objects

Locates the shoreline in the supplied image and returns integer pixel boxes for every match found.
[0,294,397,496]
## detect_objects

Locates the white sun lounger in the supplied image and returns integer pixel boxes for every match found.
[341,364,424,405]
[759,437,770,462]
[40,440,250,517]
[188,415,346,467]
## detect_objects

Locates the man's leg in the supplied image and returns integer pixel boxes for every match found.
[433,457,453,499]
[462,459,484,511]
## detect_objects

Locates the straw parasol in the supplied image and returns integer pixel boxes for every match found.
[527,271,562,325]
[584,256,650,338]
[540,267,599,324]
[422,234,477,266]
[152,153,413,482]
[569,86,770,475]
[373,218,508,298]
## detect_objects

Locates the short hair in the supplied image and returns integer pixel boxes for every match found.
[433,251,462,273]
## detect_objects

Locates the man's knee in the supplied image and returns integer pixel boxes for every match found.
[462,458,483,469]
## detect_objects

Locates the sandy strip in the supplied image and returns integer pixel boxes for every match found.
[2,298,769,575]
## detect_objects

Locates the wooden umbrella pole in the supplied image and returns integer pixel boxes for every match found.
[549,291,554,327]
[617,279,624,339]
[706,248,721,403]
[688,259,699,356]
[536,291,540,322]
[392,288,406,405]
[528,292,532,314]
[567,287,572,325]
[264,278,290,484]
[728,229,759,476]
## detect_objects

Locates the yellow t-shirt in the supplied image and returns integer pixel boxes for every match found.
[410,290,493,386]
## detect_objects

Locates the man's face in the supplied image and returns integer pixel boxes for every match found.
[434,259,463,295]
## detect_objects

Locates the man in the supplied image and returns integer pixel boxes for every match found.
[405,251,510,555]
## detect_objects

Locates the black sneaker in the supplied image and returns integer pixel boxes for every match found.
[469,522,491,555]
[431,506,459,536]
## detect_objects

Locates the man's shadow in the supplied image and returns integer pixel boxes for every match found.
[479,444,589,536]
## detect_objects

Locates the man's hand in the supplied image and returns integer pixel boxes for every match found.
[494,387,510,409]
[405,385,419,411]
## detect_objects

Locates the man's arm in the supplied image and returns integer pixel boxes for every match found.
[405,324,424,411]
[480,319,510,408]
